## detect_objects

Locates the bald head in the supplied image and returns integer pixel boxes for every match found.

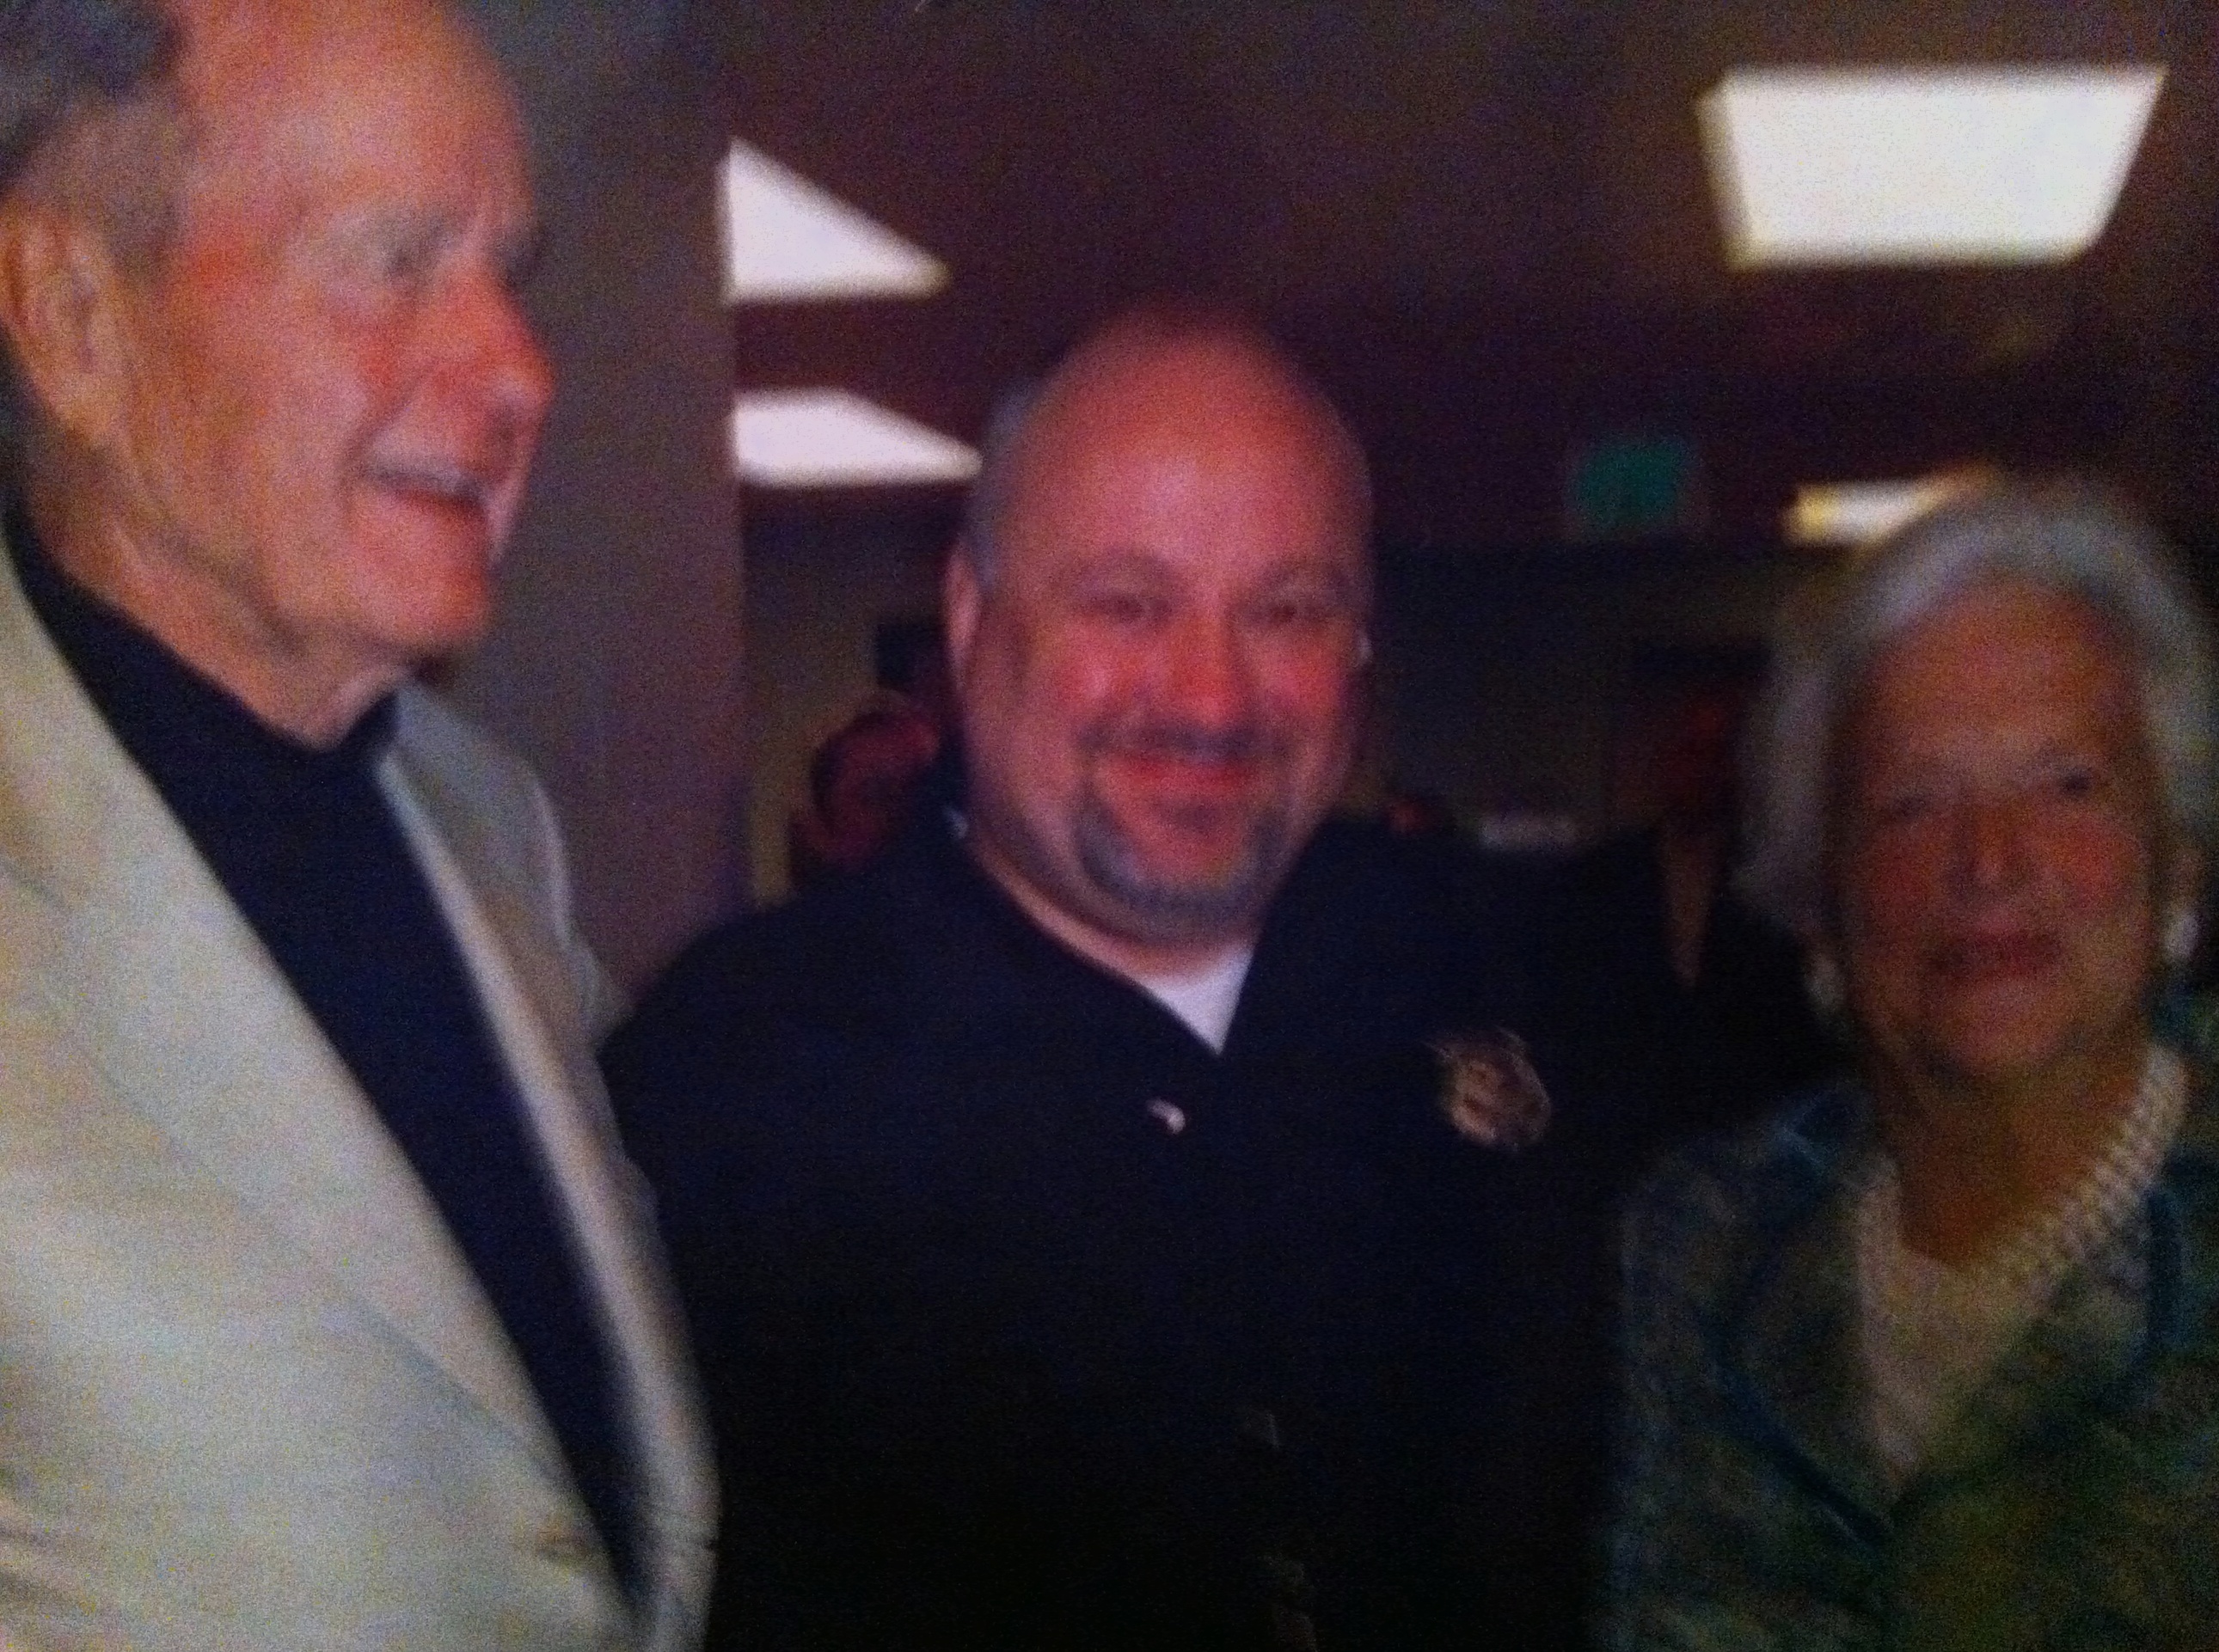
[963,311,1371,593]
[946,310,1374,980]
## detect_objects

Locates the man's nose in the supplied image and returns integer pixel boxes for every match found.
[443,268,556,444]
[1157,610,1260,731]
[1952,789,2031,895]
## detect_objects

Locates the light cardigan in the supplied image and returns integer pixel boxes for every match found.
[1854,1044,2188,1484]
[1603,1040,2219,1652]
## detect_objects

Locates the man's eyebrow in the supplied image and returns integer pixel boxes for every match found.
[1257,559,1364,592]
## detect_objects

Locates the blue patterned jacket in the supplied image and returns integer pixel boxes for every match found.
[1603,1057,2219,1651]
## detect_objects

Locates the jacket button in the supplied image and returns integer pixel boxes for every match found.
[1257,1551,1309,1598]
[1237,1405,1282,1451]
[1146,1098,1188,1135]
[1270,1602,1320,1650]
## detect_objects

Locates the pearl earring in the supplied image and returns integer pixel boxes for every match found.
[1805,951,1845,1016]
[2163,905,2201,968]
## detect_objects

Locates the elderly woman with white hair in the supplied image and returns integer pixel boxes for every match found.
[1603,480,2219,1650]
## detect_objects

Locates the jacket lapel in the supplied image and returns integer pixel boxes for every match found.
[1719,1072,2219,1516]
[1724,1186,1896,1527]
[383,702,717,1642]
[1713,1094,1896,1533]
[0,548,560,1468]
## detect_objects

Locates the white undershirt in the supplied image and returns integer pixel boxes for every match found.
[1134,945,1255,1052]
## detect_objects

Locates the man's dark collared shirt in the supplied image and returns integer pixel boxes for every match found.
[607,809,1596,1649]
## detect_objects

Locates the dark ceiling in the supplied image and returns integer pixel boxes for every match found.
[704,0,2219,553]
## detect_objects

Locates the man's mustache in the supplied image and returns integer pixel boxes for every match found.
[1082,719,1285,766]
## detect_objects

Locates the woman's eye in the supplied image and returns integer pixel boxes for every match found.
[2049,763,2103,801]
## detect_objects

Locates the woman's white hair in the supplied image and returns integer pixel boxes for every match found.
[1740,477,2219,941]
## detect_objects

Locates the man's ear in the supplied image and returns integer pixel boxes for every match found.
[944,541,984,691]
[0,201,137,454]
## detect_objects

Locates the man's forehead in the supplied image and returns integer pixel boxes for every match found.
[151,0,528,238]
[1000,328,1370,562]
[1032,327,1341,455]
[170,0,503,124]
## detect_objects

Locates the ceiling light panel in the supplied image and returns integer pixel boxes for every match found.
[1784,479,1965,547]
[1702,66,2165,266]
[732,390,980,488]
[720,140,949,303]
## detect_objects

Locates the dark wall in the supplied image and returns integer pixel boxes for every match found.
[1372,544,1812,835]
[743,508,949,903]
[451,0,747,994]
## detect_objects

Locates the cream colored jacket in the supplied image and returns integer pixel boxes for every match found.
[0,548,714,1650]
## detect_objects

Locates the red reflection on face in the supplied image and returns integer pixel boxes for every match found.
[950,333,1369,971]
[92,0,550,737]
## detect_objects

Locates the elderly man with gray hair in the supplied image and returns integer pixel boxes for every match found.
[1605,479,2219,1649]
[0,2,713,1647]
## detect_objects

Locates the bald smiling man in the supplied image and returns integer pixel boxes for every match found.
[609,313,1591,1651]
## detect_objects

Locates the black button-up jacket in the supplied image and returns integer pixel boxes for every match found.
[606,813,1594,1650]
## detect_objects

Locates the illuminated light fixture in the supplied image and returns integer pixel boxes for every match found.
[1785,479,1966,547]
[720,140,947,303]
[732,390,980,487]
[1701,66,2165,266]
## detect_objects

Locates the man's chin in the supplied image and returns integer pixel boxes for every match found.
[1076,820,1285,939]
[349,549,500,655]
[330,606,492,694]
[1095,822,1264,889]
